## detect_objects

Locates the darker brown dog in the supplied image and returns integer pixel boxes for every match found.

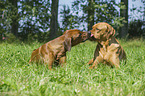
[29,29,90,69]
[88,22,126,69]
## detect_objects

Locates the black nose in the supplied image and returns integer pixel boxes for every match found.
[87,31,91,36]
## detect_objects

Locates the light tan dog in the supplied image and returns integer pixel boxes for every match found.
[88,22,126,69]
[29,29,91,69]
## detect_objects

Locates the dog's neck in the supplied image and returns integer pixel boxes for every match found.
[109,36,119,44]
[98,36,118,51]
[99,36,118,45]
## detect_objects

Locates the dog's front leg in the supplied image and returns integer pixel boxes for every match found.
[88,58,94,65]
[44,52,55,70]
[59,56,66,67]
[89,56,103,69]
[109,55,120,68]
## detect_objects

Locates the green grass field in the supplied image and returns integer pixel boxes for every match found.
[0,39,145,96]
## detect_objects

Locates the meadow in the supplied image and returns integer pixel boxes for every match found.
[0,39,145,96]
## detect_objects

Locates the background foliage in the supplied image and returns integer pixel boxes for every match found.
[0,0,144,42]
[0,0,51,42]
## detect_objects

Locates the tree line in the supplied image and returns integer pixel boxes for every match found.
[0,0,144,42]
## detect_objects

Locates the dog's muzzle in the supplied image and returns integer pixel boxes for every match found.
[87,31,91,35]
[87,31,94,37]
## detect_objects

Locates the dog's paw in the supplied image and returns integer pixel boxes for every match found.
[89,66,94,69]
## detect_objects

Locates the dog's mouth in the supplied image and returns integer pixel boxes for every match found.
[82,36,89,42]
[87,31,94,38]
[91,33,94,37]
[82,31,96,41]
[88,33,97,41]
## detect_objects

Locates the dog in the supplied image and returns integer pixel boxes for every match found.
[88,22,126,69]
[29,29,91,69]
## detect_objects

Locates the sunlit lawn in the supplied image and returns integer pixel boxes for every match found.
[0,39,145,95]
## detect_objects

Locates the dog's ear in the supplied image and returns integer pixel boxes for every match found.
[63,38,71,51]
[63,30,69,35]
[106,26,115,40]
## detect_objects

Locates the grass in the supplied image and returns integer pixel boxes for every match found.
[0,39,145,96]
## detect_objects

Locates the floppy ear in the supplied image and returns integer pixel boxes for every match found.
[106,26,115,40]
[109,26,115,36]
[63,30,69,35]
[63,38,72,51]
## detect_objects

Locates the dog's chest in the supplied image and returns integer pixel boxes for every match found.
[53,45,65,54]
[99,44,118,59]
[99,47,107,58]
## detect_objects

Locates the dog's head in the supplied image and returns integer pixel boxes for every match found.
[89,22,115,41]
[63,29,91,51]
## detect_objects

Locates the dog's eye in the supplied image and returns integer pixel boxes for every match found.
[96,29,100,33]
[96,28,99,30]
[79,33,82,37]
[96,28,100,31]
